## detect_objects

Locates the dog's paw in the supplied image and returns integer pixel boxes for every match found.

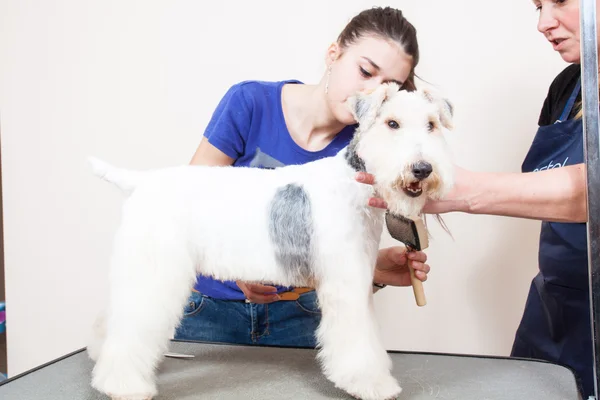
[343,373,402,400]
[92,367,157,400]
[109,395,153,400]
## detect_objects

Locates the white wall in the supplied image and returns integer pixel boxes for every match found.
[0,0,567,376]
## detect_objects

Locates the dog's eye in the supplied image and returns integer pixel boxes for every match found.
[427,121,435,132]
[388,120,399,129]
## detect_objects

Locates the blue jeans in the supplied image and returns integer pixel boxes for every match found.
[174,290,321,348]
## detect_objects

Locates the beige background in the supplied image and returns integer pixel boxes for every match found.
[0,0,567,376]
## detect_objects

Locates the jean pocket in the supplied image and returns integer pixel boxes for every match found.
[182,291,207,317]
[295,291,321,315]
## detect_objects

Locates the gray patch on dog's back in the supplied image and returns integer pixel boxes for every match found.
[268,184,313,282]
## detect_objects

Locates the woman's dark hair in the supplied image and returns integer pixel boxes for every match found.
[336,7,419,91]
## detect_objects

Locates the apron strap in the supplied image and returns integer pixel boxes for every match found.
[556,77,581,123]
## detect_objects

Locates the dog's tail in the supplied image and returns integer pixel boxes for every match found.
[88,156,143,196]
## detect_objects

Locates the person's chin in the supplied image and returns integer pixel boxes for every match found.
[334,107,357,126]
[341,116,358,126]
[558,48,581,64]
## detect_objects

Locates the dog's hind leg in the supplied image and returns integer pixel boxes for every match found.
[86,310,107,362]
[314,250,402,400]
[91,217,197,400]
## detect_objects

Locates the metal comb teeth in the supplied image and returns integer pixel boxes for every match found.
[385,211,421,251]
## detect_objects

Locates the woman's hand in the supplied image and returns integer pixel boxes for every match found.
[374,246,430,287]
[236,281,281,304]
[422,165,472,215]
[355,172,388,209]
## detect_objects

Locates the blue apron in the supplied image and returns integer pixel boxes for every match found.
[511,78,593,398]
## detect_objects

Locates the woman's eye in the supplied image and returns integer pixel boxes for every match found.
[428,121,435,132]
[359,67,372,78]
[388,120,399,129]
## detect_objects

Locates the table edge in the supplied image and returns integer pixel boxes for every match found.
[0,339,577,388]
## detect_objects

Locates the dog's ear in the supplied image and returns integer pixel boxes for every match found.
[346,82,400,127]
[421,88,454,130]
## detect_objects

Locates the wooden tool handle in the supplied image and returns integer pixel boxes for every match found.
[409,265,427,307]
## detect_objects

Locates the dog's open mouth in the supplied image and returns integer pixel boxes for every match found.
[402,181,423,198]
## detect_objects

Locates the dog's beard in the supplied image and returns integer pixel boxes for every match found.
[419,172,444,200]
[378,171,446,218]
[377,186,426,219]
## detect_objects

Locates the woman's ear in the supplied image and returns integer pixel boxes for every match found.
[324,42,340,66]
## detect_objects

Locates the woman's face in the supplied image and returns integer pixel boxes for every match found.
[533,0,600,64]
[324,35,414,125]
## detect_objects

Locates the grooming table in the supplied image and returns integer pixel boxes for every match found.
[0,340,582,399]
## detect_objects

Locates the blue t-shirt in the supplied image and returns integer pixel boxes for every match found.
[193,79,356,300]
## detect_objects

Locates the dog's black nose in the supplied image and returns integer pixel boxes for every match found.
[412,161,432,180]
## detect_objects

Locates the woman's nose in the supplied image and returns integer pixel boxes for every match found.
[537,5,559,34]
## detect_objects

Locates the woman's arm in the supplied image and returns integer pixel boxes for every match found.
[189,139,235,166]
[424,164,588,223]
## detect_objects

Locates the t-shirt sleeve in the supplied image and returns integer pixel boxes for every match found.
[203,83,252,160]
[537,64,581,126]
[537,87,554,126]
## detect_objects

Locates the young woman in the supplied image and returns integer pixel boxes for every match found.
[174,7,431,348]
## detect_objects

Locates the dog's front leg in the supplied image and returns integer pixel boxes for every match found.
[314,256,401,400]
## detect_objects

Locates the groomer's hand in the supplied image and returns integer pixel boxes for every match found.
[423,164,471,214]
[374,246,430,287]
[355,172,388,209]
[236,281,280,304]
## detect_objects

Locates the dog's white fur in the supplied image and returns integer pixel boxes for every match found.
[87,83,455,400]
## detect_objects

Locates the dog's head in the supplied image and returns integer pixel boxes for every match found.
[346,83,455,218]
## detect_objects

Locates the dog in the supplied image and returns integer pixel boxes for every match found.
[86,82,455,400]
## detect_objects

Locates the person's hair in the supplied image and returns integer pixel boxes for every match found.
[336,7,420,91]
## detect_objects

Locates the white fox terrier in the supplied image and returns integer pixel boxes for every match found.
[86,82,455,400]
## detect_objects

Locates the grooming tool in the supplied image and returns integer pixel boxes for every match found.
[384,211,429,306]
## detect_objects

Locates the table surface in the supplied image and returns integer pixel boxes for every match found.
[0,340,582,399]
